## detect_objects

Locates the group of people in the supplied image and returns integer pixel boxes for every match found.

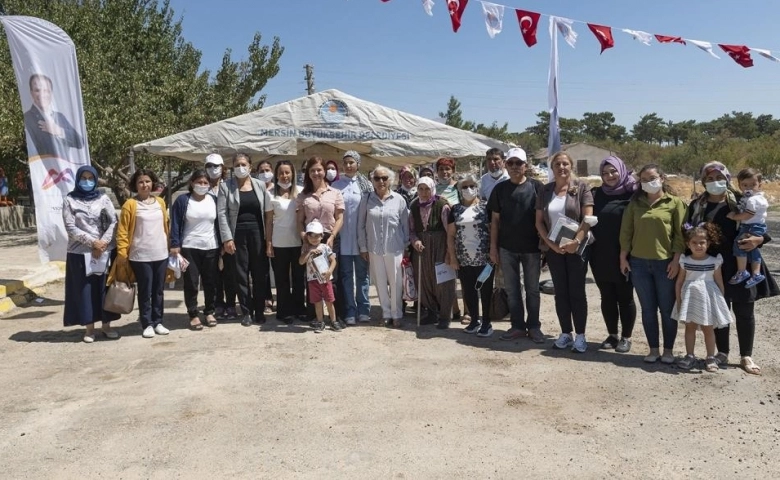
[61,147,776,375]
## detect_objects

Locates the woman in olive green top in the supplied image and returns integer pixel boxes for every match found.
[619,164,687,364]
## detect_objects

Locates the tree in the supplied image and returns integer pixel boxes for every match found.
[666,120,697,146]
[0,0,283,204]
[631,113,667,144]
[755,114,780,137]
[717,111,759,139]
[525,111,584,146]
[581,111,625,142]
[439,95,466,129]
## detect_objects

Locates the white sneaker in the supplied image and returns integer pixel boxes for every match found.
[358,315,371,323]
[345,317,356,326]
[572,334,587,353]
[154,324,170,335]
[142,326,155,338]
[553,333,573,350]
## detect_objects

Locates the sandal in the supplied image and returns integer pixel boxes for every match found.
[460,314,471,325]
[189,318,204,331]
[205,314,218,327]
[740,356,761,375]
[705,357,719,373]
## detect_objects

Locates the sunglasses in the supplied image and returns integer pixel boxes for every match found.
[505,160,525,167]
[373,176,389,182]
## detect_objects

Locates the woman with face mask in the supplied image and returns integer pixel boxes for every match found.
[446,175,495,337]
[62,166,120,342]
[619,164,687,364]
[254,160,275,190]
[217,153,273,327]
[169,169,221,330]
[685,162,778,375]
[535,152,595,353]
[325,160,340,185]
[205,153,238,320]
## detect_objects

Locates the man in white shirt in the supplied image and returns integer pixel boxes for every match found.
[480,147,510,201]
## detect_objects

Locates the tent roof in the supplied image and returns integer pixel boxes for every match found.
[132,89,507,168]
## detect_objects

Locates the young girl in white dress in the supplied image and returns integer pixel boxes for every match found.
[673,222,732,372]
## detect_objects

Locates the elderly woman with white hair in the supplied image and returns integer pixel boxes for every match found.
[409,176,456,329]
[446,174,495,337]
[358,166,410,327]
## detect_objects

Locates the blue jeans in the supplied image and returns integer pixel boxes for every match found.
[499,249,541,330]
[339,254,370,319]
[629,257,677,349]
[733,223,766,266]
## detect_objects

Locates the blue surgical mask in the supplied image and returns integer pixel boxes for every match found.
[705,180,727,196]
[79,179,95,191]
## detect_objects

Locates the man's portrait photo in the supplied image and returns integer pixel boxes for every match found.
[23,73,84,160]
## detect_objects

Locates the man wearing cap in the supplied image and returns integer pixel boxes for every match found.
[487,147,546,343]
[480,148,509,201]
[331,150,373,324]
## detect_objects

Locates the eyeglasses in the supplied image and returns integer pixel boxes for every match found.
[373,176,389,182]
[505,160,525,167]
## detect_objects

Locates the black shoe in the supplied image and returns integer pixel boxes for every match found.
[452,311,462,321]
[420,311,438,325]
[240,315,252,327]
[436,319,450,330]
[463,319,481,334]
[600,335,619,350]
[282,316,295,325]
[330,320,343,332]
[254,315,267,325]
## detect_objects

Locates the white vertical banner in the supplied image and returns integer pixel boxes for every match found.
[547,17,561,157]
[1,16,90,263]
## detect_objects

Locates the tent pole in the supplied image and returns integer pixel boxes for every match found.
[166,157,172,207]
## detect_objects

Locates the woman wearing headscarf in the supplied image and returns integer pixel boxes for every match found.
[218,153,273,327]
[590,156,638,353]
[686,161,778,375]
[535,152,594,353]
[358,166,409,327]
[410,176,456,329]
[332,150,373,324]
[62,166,120,342]
[396,165,418,206]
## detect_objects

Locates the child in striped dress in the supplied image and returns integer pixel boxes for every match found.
[673,222,732,372]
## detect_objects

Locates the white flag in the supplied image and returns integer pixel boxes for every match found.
[1,16,90,263]
[480,2,504,38]
[622,28,653,46]
[552,16,577,48]
[751,48,780,62]
[687,39,720,59]
[422,0,434,16]
[547,17,561,156]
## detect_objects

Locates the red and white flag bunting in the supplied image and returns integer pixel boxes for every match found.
[377,0,774,68]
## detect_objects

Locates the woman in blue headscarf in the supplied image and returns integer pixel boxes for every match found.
[589,156,638,353]
[62,165,120,342]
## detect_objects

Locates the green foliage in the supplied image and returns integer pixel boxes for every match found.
[0,0,283,203]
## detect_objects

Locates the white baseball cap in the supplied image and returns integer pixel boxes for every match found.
[205,153,224,166]
[305,220,324,234]
[506,148,527,162]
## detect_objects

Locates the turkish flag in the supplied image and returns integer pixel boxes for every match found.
[515,9,541,47]
[587,23,614,54]
[447,0,469,33]
[655,35,686,45]
[719,44,754,68]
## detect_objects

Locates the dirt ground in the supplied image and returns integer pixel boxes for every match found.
[2,230,779,478]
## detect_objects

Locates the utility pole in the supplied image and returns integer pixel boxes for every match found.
[304,64,315,95]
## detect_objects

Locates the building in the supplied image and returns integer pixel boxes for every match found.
[532,143,617,177]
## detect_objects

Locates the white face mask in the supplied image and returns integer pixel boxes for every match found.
[207,166,222,179]
[490,169,504,179]
[704,180,727,196]
[234,166,250,179]
[461,187,477,201]
[326,169,337,181]
[437,176,450,185]
[193,185,210,196]
[258,171,274,183]
[277,181,292,190]
[641,179,663,194]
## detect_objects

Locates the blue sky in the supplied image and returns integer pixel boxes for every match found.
[167,0,780,132]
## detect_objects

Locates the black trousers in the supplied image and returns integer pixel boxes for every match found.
[181,247,219,318]
[458,265,494,324]
[226,225,268,321]
[718,301,755,357]
[546,251,588,335]
[129,258,167,328]
[595,278,637,338]
[272,246,307,319]
[215,252,237,309]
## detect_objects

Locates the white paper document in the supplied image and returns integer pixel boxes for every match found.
[85,250,110,276]
[435,262,457,284]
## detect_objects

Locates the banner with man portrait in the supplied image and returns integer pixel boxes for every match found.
[1,16,90,263]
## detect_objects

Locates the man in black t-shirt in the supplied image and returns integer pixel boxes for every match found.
[487,147,545,343]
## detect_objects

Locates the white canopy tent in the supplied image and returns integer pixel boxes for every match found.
[132,89,508,169]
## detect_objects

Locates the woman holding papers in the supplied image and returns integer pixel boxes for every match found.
[535,152,594,353]
[62,165,120,342]
[409,176,456,329]
[619,164,686,364]
[589,156,638,353]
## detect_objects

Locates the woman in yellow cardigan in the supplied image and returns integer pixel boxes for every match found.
[116,169,170,338]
